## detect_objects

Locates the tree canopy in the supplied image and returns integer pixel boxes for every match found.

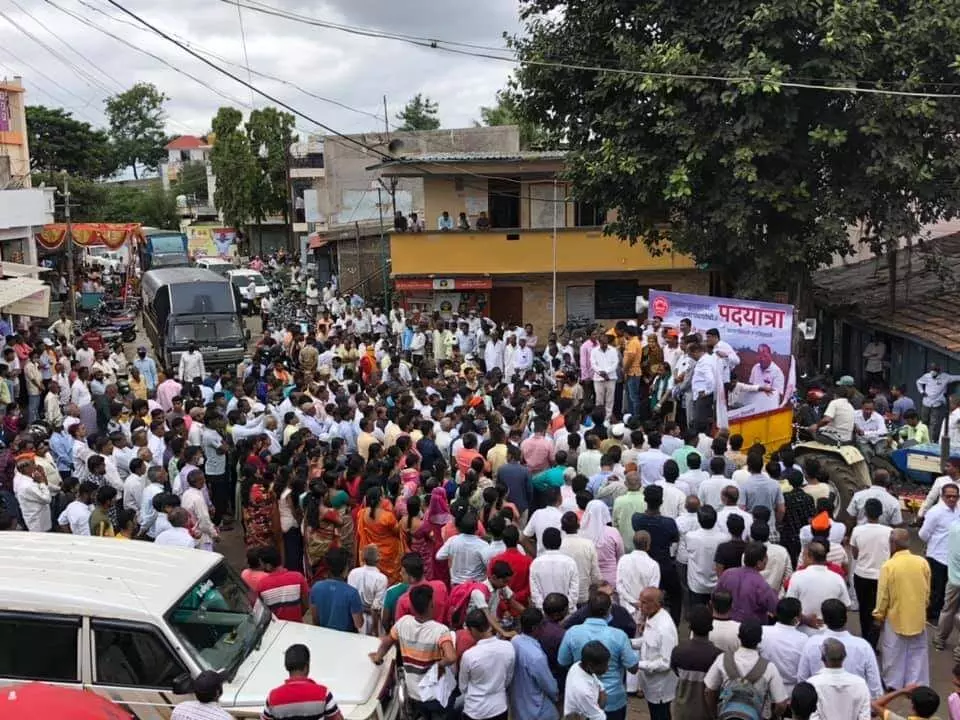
[246,107,297,225]
[475,89,547,150]
[26,106,118,179]
[209,107,257,231]
[396,94,440,131]
[104,82,169,179]
[510,0,960,297]
[173,161,209,204]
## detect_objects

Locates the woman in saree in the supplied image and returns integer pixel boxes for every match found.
[302,482,343,581]
[403,495,435,579]
[580,499,624,588]
[356,486,407,584]
[240,465,281,555]
[421,486,452,585]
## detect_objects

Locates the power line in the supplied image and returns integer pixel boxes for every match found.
[227,0,960,100]
[72,0,388,125]
[233,0,255,107]
[5,0,124,91]
[0,5,115,96]
[0,45,103,118]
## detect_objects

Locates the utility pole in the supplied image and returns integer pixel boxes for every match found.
[63,172,76,319]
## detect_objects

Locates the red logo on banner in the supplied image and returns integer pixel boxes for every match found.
[652,295,670,317]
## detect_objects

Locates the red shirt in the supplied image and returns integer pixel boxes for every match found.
[394,580,450,624]
[258,569,309,623]
[264,677,340,720]
[489,548,532,607]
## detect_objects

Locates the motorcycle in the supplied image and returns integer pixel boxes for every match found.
[84,307,137,343]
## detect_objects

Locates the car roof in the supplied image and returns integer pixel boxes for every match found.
[197,258,234,265]
[0,534,220,620]
[227,269,262,277]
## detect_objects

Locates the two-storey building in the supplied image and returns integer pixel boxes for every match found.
[377,151,707,335]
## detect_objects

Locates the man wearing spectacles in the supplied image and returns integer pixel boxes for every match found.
[919,484,959,626]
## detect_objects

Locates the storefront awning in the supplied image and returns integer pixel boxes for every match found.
[0,277,50,316]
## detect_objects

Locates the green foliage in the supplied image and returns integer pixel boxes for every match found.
[396,94,440,131]
[33,172,106,222]
[510,0,960,297]
[209,107,257,231]
[104,83,169,179]
[246,107,297,224]
[476,89,548,149]
[26,106,118,179]
[174,161,209,204]
[100,183,178,229]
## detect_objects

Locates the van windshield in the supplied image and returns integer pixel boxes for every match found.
[170,282,236,314]
[172,317,243,343]
[166,561,271,676]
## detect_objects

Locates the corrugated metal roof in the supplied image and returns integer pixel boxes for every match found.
[813,232,960,354]
[393,150,567,163]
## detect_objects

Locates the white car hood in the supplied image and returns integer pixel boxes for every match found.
[225,620,384,712]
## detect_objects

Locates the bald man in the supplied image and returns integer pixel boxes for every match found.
[633,588,678,720]
[806,638,871,720]
[874,528,931,690]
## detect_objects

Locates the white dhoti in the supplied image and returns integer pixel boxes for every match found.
[880,621,930,690]
[626,637,641,693]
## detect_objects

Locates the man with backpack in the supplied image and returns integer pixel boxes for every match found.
[704,619,790,720]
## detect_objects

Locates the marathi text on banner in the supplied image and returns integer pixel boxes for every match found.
[648,290,796,424]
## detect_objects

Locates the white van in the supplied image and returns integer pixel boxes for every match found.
[0,534,399,719]
[194,257,237,277]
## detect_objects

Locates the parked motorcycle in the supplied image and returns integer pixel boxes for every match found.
[84,307,137,343]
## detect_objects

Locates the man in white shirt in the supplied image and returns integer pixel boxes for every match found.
[655,463,687,519]
[811,384,856,443]
[752,523,792,593]
[919,482,959,622]
[786,542,851,632]
[58,480,96,535]
[70,368,92,407]
[529,527,579,609]
[850,498,892,646]
[689,343,717,431]
[589,333,620,419]
[177,343,206,382]
[684,506,727,605]
[698,456,731,508]
[916,363,960,442]
[122,458,148,522]
[759,598,807,695]
[748,344,786,407]
[483,332,504,373]
[846,469,904,526]
[704,619,790,719]
[563,647,608,720]
[15,464,51,532]
[677,453,708,497]
[616,531,661,626]
[636,433,672,487]
[514,337,534,374]
[154,507,197,548]
[716,486,752,541]
[347,545,389,636]
[458,611,516,720]
[522,489,564,553]
[635,587,678,716]
[854,397,888,449]
[559,513,602,606]
[705,328,740,383]
[805,639,871,720]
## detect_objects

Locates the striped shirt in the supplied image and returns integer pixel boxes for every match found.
[258,570,309,623]
[390,615,454,702]
[171,700,233,719]
[262,677,341,720]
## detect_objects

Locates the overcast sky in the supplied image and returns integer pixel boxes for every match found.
[0,0,521,140]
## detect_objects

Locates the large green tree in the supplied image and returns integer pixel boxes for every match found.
[26,106,118,178]
[100,183,178,229]
[475,89,547,149]
[104,83,169,179]
[173,160,209,204]
[510,0,960,300]
[396,94,440,131]
[246,107,297,225]
[209,106,256,230]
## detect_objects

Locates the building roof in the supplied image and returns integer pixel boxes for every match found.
[813,232,960,354]
[369,149,567,171]
[0,533,220,620]
[165,135,210,151]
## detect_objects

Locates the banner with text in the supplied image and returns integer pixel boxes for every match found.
[648,290,795,422]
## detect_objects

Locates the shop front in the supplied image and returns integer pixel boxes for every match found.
[394,277,492,319]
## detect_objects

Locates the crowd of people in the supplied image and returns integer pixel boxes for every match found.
[1,256,959,720]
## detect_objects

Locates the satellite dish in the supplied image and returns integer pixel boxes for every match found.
[387,138,405,155]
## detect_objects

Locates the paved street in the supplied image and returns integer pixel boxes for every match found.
[125,316,957,720]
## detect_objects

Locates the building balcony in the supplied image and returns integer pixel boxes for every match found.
[389,227,695,276]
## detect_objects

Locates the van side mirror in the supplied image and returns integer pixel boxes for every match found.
[172,672,193,696]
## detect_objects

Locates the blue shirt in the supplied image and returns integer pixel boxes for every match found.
[309,579,362,633]
[891,395,916,422]
[50,430,73,472]
[587,470,613,497]
[133,357,158,390]
[558,617,639,711]
[510,634,559,720]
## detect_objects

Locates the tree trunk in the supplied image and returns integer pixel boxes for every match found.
[887,238,898,314]
[132,163,139,180]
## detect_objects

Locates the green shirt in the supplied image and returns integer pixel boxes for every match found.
[612,490,646,548]
[532,466,566,491]
[89,507,114,537]
[672,446,702,472]
[899,422,930,444]
[382,582,408,630]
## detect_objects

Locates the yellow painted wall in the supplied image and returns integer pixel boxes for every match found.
[391,228,696,275]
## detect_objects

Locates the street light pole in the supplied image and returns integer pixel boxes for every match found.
[63,172,76,320]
